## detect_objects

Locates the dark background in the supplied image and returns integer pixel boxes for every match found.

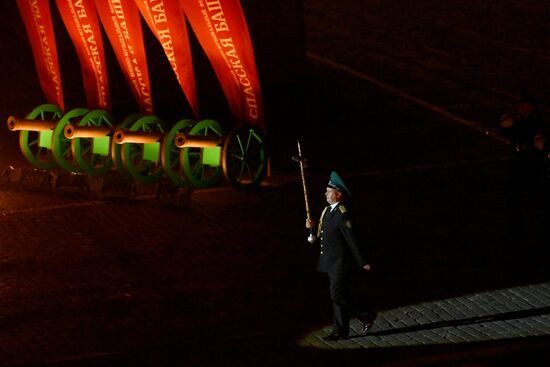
[0,1,550,366]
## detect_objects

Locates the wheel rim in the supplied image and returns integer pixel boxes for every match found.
[161,118,194,187]
[181,119,224,188]
[112,114,140,176]
[52,107,89,173]
[19,104,63,169]
[121,115,165,184]
[222,124,267,190]
[72,109,115,176]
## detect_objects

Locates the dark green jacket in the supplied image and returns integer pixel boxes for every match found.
[317,203,368,274]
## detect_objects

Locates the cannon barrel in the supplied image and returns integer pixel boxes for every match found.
[113,128,162,144]
[64,124,112,139]
[174,132,222,148]
[7,116,56,131]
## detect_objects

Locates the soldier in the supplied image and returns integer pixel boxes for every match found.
[305,171,376,341]
[499,89,546,242]
[533,134,550,264]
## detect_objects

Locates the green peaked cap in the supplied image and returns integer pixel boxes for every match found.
[328,171,351,196]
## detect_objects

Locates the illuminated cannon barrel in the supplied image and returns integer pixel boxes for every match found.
[174,133,222,148]
[64,124,111,139]
[7,104,63,169]
[63,109,116,176]
[7,117,56,131]
[113,129,163,144]
[114,115,165,184]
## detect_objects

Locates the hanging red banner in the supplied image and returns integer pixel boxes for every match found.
[17,0,65,110]
[179,0,265,131]
[135,0,199,118]
[55,0,110,110]
[95,0,153,114]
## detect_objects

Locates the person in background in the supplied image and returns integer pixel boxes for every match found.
[499,89,546,243]
[533,133,550,266]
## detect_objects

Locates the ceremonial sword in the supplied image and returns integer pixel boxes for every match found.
[293,140,316,243]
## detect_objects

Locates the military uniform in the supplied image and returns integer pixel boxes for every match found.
[501,90,547,242]
[315,172,375,340]
[317,203,367,274]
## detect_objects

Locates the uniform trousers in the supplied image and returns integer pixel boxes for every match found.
[328,271,353,333]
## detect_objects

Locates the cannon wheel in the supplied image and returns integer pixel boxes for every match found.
[161,118,194,187]
[222,124,267,190]
[51,107,89,173]
[121,115,165,184]
[181,119,224,188]
[19,104,63,169]
[111,114,140,176]
[72,109,115,176]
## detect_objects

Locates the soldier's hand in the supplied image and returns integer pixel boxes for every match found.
[499,113,514,128]
[305,218,315,229]
[534,134,545,151]
[363,264,372,272]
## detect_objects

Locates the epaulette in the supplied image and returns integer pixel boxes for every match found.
[338,205,347,213]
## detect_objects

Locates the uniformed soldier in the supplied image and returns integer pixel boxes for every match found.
[306,171,376,341]
[499,89,547,242]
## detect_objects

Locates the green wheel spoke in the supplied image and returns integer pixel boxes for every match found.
[192,161,205,177]
[245,131,253,152]
[236,135,244,155]
[52,107,89,173]
[237,162,245,180]
[161,119,195,187]
[222,124,267,190]
[130,147,141,160]
[181,119,224,188]
[19,104,62,169]
[62,144,71,157]
[121,115,165,184]
[230,152,242,160]
[71,109,114,176]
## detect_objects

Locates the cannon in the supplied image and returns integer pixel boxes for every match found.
[7,104,63,170]
[7,104,268,191]
[174,122,267,190]
[114,117,268,190]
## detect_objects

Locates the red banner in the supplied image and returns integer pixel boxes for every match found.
[179,0,265,131]
[135,0,199,118]
[17,0,65,110]
[95,0,153,114]
[55,0,110,110]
